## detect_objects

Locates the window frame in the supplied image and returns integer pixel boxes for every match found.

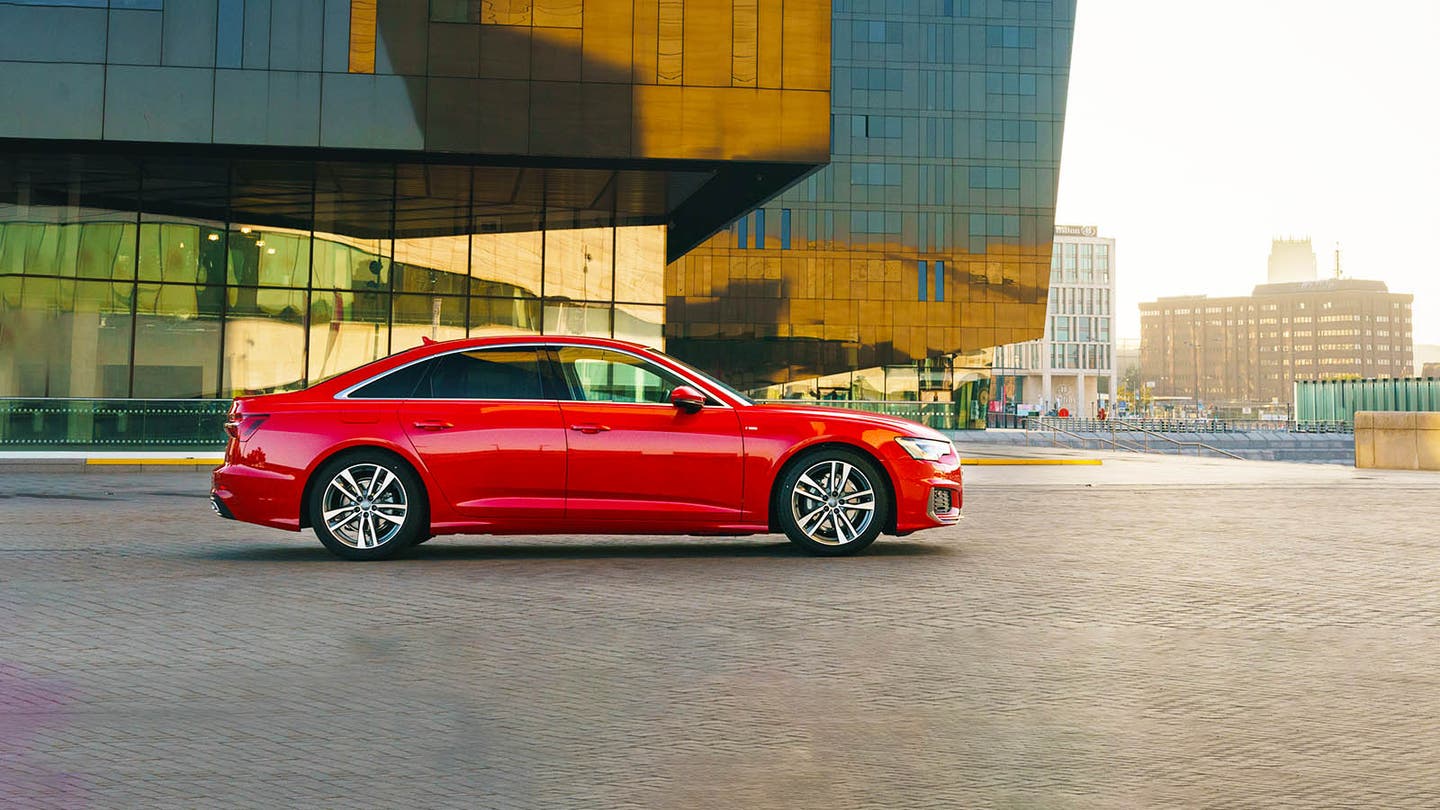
[336,343,562,402]
[551,345,727,408]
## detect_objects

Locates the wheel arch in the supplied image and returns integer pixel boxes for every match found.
[298,443,430,529]
[767,440,899,535]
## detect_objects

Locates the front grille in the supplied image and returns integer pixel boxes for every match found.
[930,488,953,515]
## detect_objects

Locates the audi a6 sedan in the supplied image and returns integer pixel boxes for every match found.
[211,336,963,560]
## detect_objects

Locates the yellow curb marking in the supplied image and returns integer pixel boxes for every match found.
[960,458,1102,466]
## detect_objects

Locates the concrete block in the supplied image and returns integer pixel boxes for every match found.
[1353,411,1376,430]
[1354,428,1375,469]
[1372,412,1417,430]
[1418,429,1440,472]
[1414,411,1440,430]
[1373,428,1419,471]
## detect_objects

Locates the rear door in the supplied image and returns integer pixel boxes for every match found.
[399,346,567,520]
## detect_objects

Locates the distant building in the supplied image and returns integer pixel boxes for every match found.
[992,226,1117,417]
[1268,237,1319,284]
[1140,278,1414,408]
[1423,363,1440,378]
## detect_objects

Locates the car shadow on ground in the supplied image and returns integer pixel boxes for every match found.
[196,537,951,562]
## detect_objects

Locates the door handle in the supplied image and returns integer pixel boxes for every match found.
[569,423,611,434]
[412,420,454,431]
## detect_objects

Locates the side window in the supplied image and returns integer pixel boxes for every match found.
[348,359,436,399]
[422,348,545,400]
[556,347,687,404]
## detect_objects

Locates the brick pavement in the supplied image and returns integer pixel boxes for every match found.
[2,458,1439,808]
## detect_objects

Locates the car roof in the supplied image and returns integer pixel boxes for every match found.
[414,334,655,354]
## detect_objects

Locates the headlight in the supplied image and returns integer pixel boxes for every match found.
[895,437,954,461]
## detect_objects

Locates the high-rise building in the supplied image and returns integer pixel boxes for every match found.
[1140,279,1414,408]
[667,2,1077,418]
[0,1,1077,443]
[992,225,1116,418]
[1267,237,1318,284]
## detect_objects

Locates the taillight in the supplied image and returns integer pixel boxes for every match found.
[224,414,268,440]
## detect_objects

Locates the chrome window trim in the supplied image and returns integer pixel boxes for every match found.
[333,341,734,409]
[334,342,550,401]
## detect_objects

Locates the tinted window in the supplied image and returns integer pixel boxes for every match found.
[556,347,687,404]
[348,359,435,399]
[424,349,545,400]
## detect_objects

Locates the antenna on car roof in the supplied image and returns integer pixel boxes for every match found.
[421,336,437,345]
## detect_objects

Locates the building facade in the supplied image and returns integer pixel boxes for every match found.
[666,0,1077,416]
[1140,278,1414,409]
[991,225,1115,417]
[0,0,1077,442]
[0,0,830,403]
[1267,237,1319,285]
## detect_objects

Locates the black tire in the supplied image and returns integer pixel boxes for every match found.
[308,451,428,561]
[776,448,890,556]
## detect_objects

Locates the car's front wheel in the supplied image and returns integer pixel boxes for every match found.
[309,452,427,561]
[777,449,890,556]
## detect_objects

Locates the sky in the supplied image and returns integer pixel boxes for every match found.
[1054,0,1440,347]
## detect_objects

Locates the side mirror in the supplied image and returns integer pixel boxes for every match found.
[669,385,706,413]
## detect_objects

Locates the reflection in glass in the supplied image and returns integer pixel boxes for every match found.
[470,295,542,336]
[613,303,663,348]
[545,299,611,339]
[0,279,134,399]
[308,287,390,384]
[133,283,223,398]
[391,294,467,352]
[615,225,665,304]
[1,156,682,401]
[224,309,307,395]
[544,227,613,302]
[469,230,541,297]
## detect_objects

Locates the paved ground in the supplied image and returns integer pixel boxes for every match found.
[3,456,1440,808]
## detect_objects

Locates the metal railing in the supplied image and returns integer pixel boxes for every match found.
[1028,416,1295,434]
[755,399,966,430]
[1023,417,1245,460]
[0,398,230,450]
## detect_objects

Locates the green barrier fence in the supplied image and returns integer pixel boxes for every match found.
[1294,378,1440,428]
[0,399,231,450]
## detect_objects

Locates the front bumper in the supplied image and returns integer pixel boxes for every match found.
[886,452,963,534]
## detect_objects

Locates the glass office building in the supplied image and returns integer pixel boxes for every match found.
[0,0,829,409]
[666,0,1076,425]
[0,0,1075,444]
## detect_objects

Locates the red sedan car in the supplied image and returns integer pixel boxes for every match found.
[211,336,962,560]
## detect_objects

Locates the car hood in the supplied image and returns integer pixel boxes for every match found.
[747,403,952,441]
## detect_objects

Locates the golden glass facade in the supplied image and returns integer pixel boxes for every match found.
[665,2,1077,405]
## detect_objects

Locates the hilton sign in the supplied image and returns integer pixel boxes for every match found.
[1054,225,1098,237]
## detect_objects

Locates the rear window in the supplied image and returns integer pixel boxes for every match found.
[348,359,435,399]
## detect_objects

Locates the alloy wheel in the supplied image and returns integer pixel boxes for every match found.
[789,459,877,546]
[320,463,410,549]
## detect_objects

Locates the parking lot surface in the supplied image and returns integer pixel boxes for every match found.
[3,455,1440,808]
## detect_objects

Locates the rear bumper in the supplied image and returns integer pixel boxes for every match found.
[211,463,303,532]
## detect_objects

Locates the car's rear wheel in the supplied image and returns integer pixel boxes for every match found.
[777,449,889,556]
[309,452,427,561]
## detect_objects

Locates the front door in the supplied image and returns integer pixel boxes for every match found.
[400,346,567,521]
[553,346,744,528]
